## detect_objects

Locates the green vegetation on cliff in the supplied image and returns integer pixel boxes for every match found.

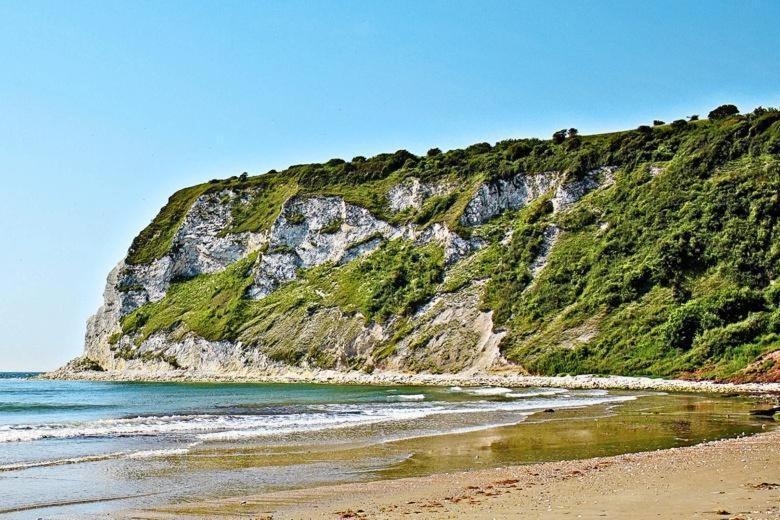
[118,106,780,380]
[499,154,779,379]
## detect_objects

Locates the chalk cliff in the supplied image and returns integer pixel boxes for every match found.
[58,113,780,382]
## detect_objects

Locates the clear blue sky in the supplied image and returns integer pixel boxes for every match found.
[1,0,779,371]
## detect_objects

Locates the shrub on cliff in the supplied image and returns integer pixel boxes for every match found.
[708,104,739,120]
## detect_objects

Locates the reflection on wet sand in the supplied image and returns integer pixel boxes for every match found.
[139,393,768,513]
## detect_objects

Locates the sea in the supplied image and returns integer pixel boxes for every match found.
[0,372,769,518]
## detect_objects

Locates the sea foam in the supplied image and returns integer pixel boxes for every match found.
[0,393,635,444]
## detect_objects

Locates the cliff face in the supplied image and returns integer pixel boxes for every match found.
[82,168,601,375]
[68,113,780,381]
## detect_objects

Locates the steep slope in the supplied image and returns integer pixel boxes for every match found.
[64,109,780,381]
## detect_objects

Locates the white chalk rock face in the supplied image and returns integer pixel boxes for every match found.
[117,190,264,313]
[83,261,126,367]
[248,196,398,298]
[170,191,264,278]
[388,177,453,212]
[136,334,273,374]
[551,167,616,212]
[413,223,483,265]
[84,189,264,365]
[247,251,302,299]
[461,167,614,226]
[460,172,561,226]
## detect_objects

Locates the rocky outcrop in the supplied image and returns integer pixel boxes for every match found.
[551,166,616,211]
[460,172,560,226]
[83,262,126,367]
[383,283,506,374]
[100,333,265,373]
[387,177,453,212]
[84,190,264,367]
[411,223,482,265]
[116,190,264,312]
[460,167,615,226]
[248,195,487,298]
[248,196,397,298]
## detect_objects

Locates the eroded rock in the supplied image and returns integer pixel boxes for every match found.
[248,196,397,298]
[388,177,454,212]
[85,190,264,367]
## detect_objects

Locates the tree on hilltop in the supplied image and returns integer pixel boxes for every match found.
[708,104,739,120]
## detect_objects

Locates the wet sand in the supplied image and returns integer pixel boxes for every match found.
[132,429,780,519]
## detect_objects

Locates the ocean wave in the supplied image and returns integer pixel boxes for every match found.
[387,394,425,401]
[0,451,129,472]
[0,414,251,443]
[465,387,513,396]
[0,447,191,472]
[0,402,115,412]
[574,389,609,396]
[505,389,567,398]
[196,407,435,441]
[125,448,190,459]
[0,394,635,444]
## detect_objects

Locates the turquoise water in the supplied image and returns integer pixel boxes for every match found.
[0,373,768,518]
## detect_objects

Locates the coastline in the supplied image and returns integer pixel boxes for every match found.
[132,429,780,519]
[43,367,780,395]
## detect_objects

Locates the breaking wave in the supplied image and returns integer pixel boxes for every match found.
[387,394,426,401]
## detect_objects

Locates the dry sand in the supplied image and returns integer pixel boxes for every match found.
[132,429,780,520]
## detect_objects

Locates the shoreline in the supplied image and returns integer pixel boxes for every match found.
[43,368,780,395]
[132,429,780,519]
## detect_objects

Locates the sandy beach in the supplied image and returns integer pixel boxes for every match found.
[37,370,780,519]
[132,428,780,520]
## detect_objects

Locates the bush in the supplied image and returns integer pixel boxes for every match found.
[426,148,442,157]
[766,283,780,307]
[320,218,343,234]
[414,193,458,225]
[384,150,415,174]
[552,130,567,144]
[671,119,687,130]
[564,134,582,151]
[661,289,766,351]
[653,120,665,126]
[286,212,305,225]
[689,114,699,121]
[752,106,768,117]
[692,313,768,359]
[662,303,718,350]
[505,141,533,161]
[341,240,445,323]
[708,104,739,120]
[466,142,492,155]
